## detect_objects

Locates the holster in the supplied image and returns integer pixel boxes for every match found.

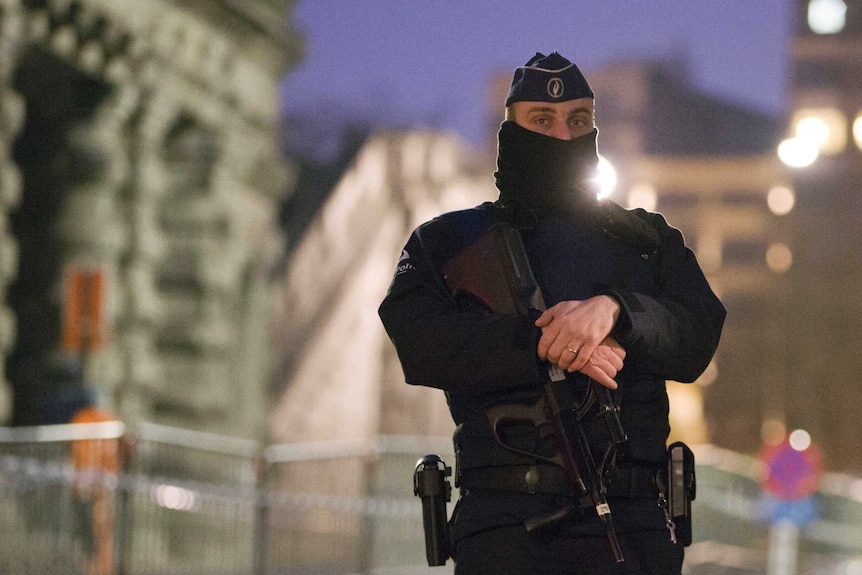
[414,454,452,566]
[657,442,696,546]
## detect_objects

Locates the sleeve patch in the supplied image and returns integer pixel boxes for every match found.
[395,249,415,277]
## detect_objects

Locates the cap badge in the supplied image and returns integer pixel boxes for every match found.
[547,77,564,99]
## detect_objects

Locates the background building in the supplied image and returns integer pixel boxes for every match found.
[270,130,490,443]
[582,60,788,452]
[0,0,301,440]
[775,0,862,472]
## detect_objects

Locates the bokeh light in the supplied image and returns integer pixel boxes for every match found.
[808,0,847,34]
[761,419,787,446]
[789,428,812,451]
[793,108,847,155]
[767,185,795,215]
[766,242,793,273]
[778,137,819,168]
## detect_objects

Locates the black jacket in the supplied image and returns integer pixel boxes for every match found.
[379,200,725,535]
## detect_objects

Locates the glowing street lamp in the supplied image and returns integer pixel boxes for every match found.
[793,110,847,155]
[807,0,847,35]
[795,117,830,149]
[777,137,819,168]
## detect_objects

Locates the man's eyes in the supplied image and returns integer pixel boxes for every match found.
[532,116,590,129]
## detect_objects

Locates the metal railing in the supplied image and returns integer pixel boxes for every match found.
[1,424,861,575]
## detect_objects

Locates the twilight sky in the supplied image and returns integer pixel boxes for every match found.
[280,1,795,148]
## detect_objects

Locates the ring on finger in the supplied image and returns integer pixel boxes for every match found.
[566,347,579,357]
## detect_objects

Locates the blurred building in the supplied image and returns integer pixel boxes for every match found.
[776,0,862,472]
[567,0,862,474]
[270,131,492,443]
[580,61,787,451]
[0,0,301,439]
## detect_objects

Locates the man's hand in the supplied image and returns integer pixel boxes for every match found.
[576,337,626,389]
[535,295,626,389]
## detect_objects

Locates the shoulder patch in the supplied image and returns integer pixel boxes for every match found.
[395,249,415,277]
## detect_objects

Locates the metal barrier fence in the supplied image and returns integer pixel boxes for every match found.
[0,424,451,575]
[1,423,861,575]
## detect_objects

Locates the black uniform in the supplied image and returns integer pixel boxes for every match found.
[379,193,725,573]
[381,49,725,573]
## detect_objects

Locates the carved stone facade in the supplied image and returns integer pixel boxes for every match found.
[0,0,300,439]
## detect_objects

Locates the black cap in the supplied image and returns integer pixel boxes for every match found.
[505,52,593,107]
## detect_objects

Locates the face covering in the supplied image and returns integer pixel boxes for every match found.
[494,120,600,215]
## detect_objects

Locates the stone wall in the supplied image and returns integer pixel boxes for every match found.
[270,130,495,444]
[0,0,300,439]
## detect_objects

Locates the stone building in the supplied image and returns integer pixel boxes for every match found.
[270,130,492,443]
[0,0,300,440]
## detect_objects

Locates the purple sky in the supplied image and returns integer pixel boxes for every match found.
[281,1,794,148]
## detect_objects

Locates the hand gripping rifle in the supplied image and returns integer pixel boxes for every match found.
[442,221,628,563]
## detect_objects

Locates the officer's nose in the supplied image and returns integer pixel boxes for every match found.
[550,122,572,141]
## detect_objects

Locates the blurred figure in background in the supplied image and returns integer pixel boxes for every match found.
[43,356,120,575]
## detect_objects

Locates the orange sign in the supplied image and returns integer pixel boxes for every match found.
[62,266,106,352]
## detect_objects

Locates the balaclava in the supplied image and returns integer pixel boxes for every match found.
[496,52,599,215]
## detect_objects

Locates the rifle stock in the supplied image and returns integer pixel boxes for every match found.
[442,222,625,563]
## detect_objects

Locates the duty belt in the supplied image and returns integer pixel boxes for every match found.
[458,464,659,498]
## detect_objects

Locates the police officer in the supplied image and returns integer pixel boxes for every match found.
[379,52,725,574]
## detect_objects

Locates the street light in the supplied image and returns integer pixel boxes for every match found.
[778,107,849,167]
[777,137,819,168]
[767,186,795,216]
[807,0,847,35]
[788,429,812,452]
[793,109,847,155]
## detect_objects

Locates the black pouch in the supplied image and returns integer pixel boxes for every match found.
[660,441,696,546]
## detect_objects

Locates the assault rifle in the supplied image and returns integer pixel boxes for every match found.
[442,221,628,563]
